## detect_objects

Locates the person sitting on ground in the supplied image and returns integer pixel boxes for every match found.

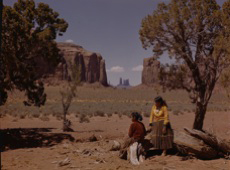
[119,112,147,160]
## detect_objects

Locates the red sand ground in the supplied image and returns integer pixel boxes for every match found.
[1,111,230,170]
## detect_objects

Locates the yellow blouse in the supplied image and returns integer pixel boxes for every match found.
[149,105,169,125]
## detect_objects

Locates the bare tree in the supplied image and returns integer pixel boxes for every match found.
[60,63,81,132]
[139,0,230,130]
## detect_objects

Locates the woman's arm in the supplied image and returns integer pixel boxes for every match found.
[163,106,169,125]
[128,123,134,138]
[149,106,155,126]
[142,123,147,136]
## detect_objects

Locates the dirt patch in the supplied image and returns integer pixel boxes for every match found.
[1,114,230,170]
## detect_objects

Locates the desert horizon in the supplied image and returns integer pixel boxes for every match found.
[1,0,230,170]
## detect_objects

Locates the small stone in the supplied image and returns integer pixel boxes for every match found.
[58,157,71,167]
[51,161,58,164]
[62,143,69,149]
[110,140,121,151]
[88,135,97,142]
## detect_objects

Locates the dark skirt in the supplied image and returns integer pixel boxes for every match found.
[150,120,174,150]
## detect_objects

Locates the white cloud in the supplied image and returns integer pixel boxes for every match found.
[107,66,125,73]
[65,39,74,43]
[131,65,143,72]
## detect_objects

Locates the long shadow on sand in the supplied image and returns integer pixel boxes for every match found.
[75,129,104,133]
[1,128,75,152]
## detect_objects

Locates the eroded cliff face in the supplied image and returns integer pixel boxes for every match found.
[142,57,160,85]
[55,43,108,86]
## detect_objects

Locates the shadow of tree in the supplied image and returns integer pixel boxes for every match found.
[1,128,75,152]
[75,130,104,133]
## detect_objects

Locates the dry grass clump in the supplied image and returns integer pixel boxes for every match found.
[0,112,6,118]
[40,114,50,121]
[79,114,90,123]
[75,112,81,118]
[122,111,131,118]
[56,114,63,121]
[118,113,122,119]
[107,113,112,117]
[88,113,94,118]
[172,110,184,116]
[19,113,27,119]
[32,112,40,118]
[94,111,105,117]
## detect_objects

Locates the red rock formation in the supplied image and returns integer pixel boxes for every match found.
[142,57,160,85]
[55,43,108,86]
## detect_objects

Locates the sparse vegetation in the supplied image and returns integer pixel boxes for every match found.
[107,113,112,117]
[40,114,50,121]
[94,111,105,117]
[172,110,182,116]
[19,114,27,119]
[32,113,40,118]
[2,86,229,119]
[79,114,90,123]
[60,63,81,132]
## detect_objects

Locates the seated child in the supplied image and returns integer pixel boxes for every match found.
[119,112,147,163]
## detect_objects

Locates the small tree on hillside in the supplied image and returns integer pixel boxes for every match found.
[139,0,230,130]
[60,63,81,132]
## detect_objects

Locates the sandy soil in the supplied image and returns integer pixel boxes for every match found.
[1,111,230,170]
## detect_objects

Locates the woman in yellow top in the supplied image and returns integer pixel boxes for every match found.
[149,96,173,156]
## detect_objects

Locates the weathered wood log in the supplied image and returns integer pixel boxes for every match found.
[184,128,230,155]
[145,130,218,159]
[173,130,218,159]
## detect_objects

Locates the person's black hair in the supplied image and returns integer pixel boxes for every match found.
[131,112,143,122]
[154,96,168,107]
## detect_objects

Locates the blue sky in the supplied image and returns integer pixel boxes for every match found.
[4,0,226,86]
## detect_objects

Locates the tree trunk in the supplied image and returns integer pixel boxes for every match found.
[193,102,207,130]
[0,1,2,167]
[63,108,67,131]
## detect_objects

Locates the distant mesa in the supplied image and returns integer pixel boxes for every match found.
[43,42,108,86]
[117,77,131,88]
[142,56,160,86]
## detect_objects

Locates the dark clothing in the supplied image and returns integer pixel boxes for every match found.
[150,120,174,149]
[128,121,146,141]
[119,121,147,160]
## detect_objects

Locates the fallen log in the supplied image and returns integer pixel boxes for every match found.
[145,130,218,159]
[173,130,218,159]
[184,128,230,155]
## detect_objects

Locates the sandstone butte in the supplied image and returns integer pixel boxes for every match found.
[142,56,160,85]
[40,42,108,86]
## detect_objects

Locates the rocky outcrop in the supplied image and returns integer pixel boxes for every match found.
[142,57,160,85]
[117,77,131,88]
[54,43,108,86]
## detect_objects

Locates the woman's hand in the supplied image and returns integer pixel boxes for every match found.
[146,126,152,133]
